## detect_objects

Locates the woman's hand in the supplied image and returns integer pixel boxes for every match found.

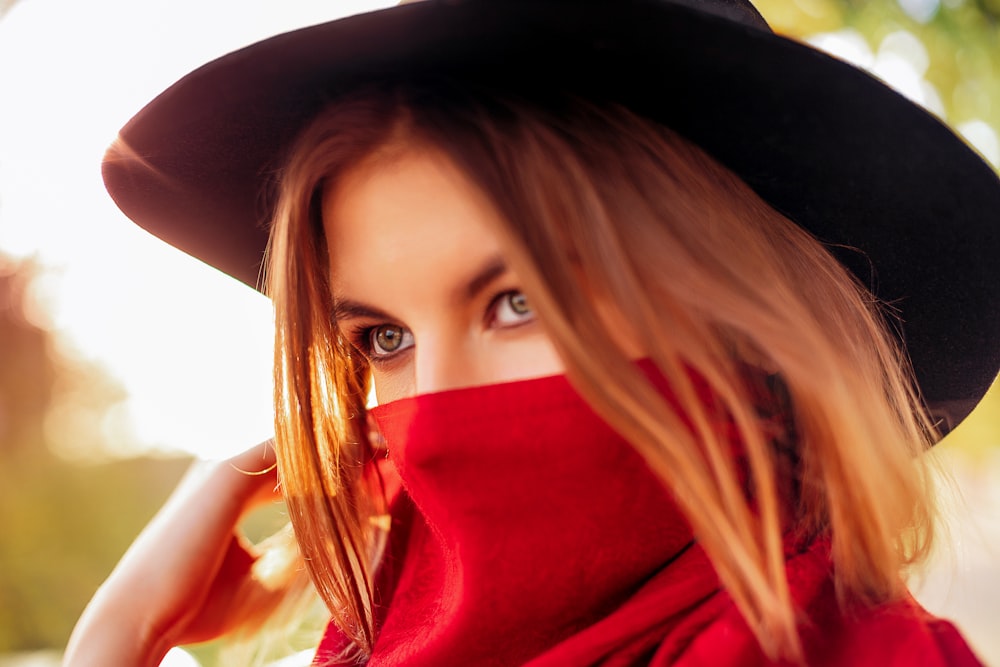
[62,440,284,667]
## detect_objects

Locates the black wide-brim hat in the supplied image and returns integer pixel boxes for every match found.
[103,0,1000,434]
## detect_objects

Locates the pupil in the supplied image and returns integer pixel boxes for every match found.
[376,326,402,352]
[510,293,529,314]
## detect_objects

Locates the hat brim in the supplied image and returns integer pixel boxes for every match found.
[102,0,1000,433]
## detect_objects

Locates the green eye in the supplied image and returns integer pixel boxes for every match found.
[370,325,413,356]
[509,292,530,314]
[492,291,535,327]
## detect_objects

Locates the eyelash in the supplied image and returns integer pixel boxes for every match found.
[345,290,534,364]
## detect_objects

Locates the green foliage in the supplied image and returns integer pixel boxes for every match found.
[758,0,1000,154]
[0,256,193,652]
[940,382,1000,456]
[0,454,191,651]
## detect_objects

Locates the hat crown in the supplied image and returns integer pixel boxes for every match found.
[456,0,770,30]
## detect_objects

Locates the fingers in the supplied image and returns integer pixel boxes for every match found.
[226,439,283,511]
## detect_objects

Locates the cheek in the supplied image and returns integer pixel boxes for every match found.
[374,371,416,405]
[483,331,565,384]
[371,331,565,404]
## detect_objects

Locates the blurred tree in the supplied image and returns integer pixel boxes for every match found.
[0,255,192,651]
[0,0,20,19]
[757,0,999,167]
[0,257,53,460]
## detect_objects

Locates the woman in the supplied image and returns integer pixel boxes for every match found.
[65,1,999,665]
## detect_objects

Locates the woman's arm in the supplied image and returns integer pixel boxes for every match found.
[63,440,283,667]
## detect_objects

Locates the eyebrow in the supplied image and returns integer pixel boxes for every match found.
[330,298,394,323]
[462,255,508,302]
[330,254,510,323]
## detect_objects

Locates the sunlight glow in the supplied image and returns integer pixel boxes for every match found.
[958,119,1000,167]
[807,27,945,117]
[0,0,396,460]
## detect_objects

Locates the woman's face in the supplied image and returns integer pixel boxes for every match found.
[323,146,564,404]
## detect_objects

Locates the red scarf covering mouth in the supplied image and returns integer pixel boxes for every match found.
[313,370,983,666]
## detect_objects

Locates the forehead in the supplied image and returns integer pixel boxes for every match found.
[322,146,508,298]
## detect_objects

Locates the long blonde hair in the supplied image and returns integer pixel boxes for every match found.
[265,83,937,662]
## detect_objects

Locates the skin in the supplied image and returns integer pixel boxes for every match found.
[63,441,281,667]
[64,144,566,665]
[325,145,565,403]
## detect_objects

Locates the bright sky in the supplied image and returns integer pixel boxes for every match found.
[0,0,396,460]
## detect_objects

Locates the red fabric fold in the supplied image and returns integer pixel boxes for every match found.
[312,371,983,666]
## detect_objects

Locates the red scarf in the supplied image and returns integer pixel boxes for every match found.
[313,371,982,666]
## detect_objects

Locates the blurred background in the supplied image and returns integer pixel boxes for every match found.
[0,0,997,665]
